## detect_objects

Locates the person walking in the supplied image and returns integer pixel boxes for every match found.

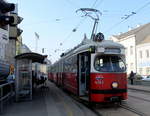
[129,71,134,85]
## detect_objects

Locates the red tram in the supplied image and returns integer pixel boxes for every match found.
[48,38,127,103]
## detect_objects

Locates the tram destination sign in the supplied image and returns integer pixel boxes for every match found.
[105,48,121,54]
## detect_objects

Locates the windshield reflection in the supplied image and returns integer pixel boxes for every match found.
[94,55,126,72]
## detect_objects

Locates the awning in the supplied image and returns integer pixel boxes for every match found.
[15,52,47,63]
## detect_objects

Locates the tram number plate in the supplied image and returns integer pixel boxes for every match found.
[95,76,104,84]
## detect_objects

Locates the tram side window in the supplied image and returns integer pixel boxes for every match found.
[64,60,68,72]
[64,58,72,72]
[63,56,77,73]
[72,56,77,73]
[63,61,66,72]
[70,57,74,72]
[68,58,72,72]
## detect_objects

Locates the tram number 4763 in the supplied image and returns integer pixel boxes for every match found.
[95,76,104,84]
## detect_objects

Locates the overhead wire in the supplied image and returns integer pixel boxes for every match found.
[135,1,150,13]
[104,0,150,34]
[59,17,87,46]
[54,0,82,52]
[57,0,102,52]
[91,0,99,8]
[21,17,80,27]
[56,0,84,52]
[95,0,104,8]
[63,0,80,9]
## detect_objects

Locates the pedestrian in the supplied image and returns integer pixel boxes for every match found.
[6,72,15,83]
[6,72,15,92]
[129,71,134,85]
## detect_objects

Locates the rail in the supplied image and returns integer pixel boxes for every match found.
[120,104,147,116]
[0,81,15,113]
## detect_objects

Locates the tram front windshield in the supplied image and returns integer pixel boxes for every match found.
[94,55,126,72]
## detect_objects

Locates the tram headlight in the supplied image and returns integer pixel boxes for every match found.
[112,82,118,89]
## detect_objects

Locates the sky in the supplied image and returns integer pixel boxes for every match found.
[8,0,150,63]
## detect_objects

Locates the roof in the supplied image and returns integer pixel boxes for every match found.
[140,35,150,44]
[113,23,150,39]
[62,39,125,58]
[15,52,47,63]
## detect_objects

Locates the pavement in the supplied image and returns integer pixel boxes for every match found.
[2,81,96,116]
[128,84,150,92]
[2,81,150,116]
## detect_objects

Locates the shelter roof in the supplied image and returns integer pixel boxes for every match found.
[15,52,47,63]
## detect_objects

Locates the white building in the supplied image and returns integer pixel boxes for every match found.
[109,23,150,76]
[137,36,150,76]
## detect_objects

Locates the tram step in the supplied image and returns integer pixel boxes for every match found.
[80,96,89,101]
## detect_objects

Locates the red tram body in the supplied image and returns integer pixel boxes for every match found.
[48,39,127,103]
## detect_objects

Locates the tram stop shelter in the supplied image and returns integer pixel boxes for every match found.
[15,52,47,102]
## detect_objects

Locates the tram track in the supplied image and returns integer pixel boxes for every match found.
[64,90,145,116]
[52,82,146,116]
[128,88,150,94]
[129,95,150,102]
[72,96,147,116]
[66,92,145,116]
[68,94,102,116]
[65,92,148,116]
[120,104,147,116]
[72,95,148,116]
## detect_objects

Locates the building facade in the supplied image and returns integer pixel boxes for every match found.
[0,28,9,61]
[109,23,150,76]
[6,4,23,65]
[0,0,14,63]
[137,36,150,76]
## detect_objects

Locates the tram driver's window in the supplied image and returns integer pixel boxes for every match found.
[95,58,104,71]
[100,59,103,66]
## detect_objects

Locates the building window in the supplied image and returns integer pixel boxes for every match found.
[130,46,133,55]
[139,51,142,59]
[146,50,149,58]
[139,68,143,75]
[125,48,128,56]
[130,63,133,70]
[146,67,150,75]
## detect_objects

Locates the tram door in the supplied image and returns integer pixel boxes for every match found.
[78,53,90,97]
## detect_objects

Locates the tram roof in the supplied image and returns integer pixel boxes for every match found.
[61,39,125,57]
[15,52,47,63]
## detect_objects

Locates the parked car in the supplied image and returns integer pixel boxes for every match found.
[142,75,150,81]
[133,74,143,80]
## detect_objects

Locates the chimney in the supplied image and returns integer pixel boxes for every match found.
[128,26,132,31]
[136,24,140,28]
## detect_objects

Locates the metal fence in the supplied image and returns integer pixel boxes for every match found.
[0,81,15,113]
